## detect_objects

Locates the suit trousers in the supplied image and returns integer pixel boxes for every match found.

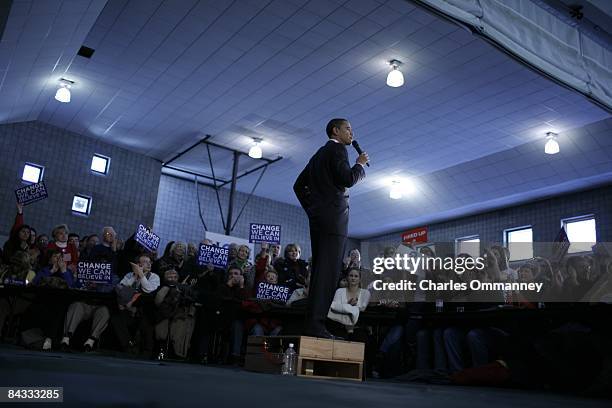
[306,224,346,330]
[64,301,110,340]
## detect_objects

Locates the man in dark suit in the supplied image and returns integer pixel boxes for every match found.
[293,118,368,338]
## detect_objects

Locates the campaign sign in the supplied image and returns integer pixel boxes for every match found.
[255,281,291,303]
[3,277,27,286]
[135,224,160,252]
[197,244,229,269]
[401,226,428,244]
[15,181,48,206]
[77,261,113,284]
[249,223,281,244]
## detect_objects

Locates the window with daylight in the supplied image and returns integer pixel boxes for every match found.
[562,216,596,253]
[22,163,44,183]
[504,226,533,261]
[91,154,110,175]
[455,235,480,258]
[72,194,92,215]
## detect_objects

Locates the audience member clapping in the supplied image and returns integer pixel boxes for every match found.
[111,254,160,356]
[47,224,79,274]
[273,244,307,291]
[154,268,198,359]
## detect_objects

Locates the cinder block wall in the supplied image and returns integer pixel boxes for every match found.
[153,174,313,258]
[364,185,612,258]
[0,121,161,240]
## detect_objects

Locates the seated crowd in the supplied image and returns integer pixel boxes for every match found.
[1,203,611,396]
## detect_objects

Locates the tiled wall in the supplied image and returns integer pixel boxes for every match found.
[0,121,161,240]
[153,174,314,258]
[364,185,612,257]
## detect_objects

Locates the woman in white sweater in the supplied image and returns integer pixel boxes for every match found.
[328,268,370,333]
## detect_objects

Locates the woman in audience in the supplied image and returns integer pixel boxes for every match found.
[24,249,75,350]
[47,224,79,274]
[3,224,32,264]
[0,252,37,340]
[28,227,37,247]
[32,249,74,288]
[232,244,254,289]
[35,234,49,253]
[233,244,252,271]
[0,251,36,285]
[342,248,361,275]
[328,268,375,373]
[328,268,371,334]
[273,244,307,291]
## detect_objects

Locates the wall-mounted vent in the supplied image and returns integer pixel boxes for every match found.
[77,45,95,59]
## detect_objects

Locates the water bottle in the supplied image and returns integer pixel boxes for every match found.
[281,343,297,375]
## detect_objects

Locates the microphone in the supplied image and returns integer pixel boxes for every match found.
[351,140,370,167]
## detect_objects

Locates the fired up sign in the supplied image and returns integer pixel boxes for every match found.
[401,226,428,244]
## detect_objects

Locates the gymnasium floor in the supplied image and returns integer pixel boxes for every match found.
[0,345,608,408]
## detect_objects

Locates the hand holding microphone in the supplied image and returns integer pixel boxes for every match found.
[352,140,370,167]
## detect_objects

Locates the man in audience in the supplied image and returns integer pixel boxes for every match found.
[218,265,249,365]
[154,267,198,360]
[87,227,118,266]
[35,234,49,254]
[81,234,100,260]
[68,233,80,252]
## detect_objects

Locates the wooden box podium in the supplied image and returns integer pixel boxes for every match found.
[245,335,364,381]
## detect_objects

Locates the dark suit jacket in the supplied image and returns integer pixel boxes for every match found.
[293,140,365,236]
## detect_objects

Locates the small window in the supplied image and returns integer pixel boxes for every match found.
[72,194,92,215]
[456,235,480,258]
[91,154,110,175]
[562,215,596,253]
[504,226,533,261]
[22,163,44,183]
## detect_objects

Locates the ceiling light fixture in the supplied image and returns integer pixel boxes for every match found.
[386,59,404,88]
[248,137,263,159]
[55,78,74,103]
[389,180,402,199]
[544,132,559,154]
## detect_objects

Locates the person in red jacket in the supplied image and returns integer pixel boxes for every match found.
[47,224,79,275]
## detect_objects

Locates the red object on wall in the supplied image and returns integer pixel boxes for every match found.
[401,226,428,244]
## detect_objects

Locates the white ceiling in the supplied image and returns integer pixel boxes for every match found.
[1,0,611,238]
